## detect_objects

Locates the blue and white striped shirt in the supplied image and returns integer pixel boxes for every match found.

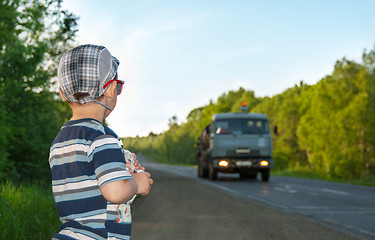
[49,118,132,240]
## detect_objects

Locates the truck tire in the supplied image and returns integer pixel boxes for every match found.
[261,169,270,182]
[208,162,217,180]
[198,160,209,178]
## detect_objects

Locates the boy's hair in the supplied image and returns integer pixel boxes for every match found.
[58,44,120,104]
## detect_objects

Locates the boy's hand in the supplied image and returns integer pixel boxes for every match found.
[131,172,153,196]
[125,153,145,172]
[125,159,145,172]
[134,159,145,171]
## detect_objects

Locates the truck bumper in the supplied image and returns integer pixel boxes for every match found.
[212,158,273,173]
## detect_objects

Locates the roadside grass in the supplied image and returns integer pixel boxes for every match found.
[272,168,375,187]
[0,181,60,240]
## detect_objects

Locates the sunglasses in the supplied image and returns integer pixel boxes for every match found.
[103,79,125,95]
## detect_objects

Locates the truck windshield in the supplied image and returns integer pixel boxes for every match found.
[215,119,269,135]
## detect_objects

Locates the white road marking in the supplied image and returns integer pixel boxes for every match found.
[322,188,348,195]
[274,186,297,193]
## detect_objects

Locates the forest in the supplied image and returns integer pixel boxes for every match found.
[123,49,375,181]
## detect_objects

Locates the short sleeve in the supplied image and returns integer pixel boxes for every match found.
[89,134,132,187]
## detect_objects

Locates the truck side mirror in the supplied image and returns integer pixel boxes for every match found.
[273,126,278,135]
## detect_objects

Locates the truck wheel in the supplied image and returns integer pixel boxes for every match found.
[261,169,270,182]
[198,163,203,178]
[198,161,209,178]
[208,162,217,180]
[197,155,202,178]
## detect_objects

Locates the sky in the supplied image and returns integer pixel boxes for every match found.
[62,0,375,138]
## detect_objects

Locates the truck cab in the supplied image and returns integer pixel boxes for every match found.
[197,112,273,181]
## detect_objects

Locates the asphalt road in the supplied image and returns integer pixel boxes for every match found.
[131,155,375,240]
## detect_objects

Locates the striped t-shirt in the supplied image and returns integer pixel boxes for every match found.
[49,118,132,240]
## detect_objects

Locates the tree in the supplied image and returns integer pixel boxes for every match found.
[297,51,375,178]
[252,82,310,170]
[0,0,78,181]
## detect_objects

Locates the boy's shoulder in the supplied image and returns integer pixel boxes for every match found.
[56,118,119,143]
[67,118,117,133]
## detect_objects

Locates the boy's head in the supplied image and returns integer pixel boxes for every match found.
[58,44,120,108]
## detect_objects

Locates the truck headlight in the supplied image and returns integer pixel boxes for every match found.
[218,160,229,167]
[260,160,269,167]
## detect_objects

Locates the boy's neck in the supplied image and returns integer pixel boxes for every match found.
[69,102,109,123]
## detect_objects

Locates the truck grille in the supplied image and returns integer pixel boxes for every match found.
[226,149,260,156]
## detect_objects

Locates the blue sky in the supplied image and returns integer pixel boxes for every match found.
[62,0,375,137]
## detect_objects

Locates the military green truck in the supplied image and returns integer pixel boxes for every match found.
[197,105,274,181]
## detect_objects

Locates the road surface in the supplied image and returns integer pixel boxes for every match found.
[131,155,375,240]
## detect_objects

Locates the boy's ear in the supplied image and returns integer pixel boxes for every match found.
[103,81,117,99]
[58,88,68,101]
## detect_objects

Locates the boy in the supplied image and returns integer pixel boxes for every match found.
[49,44,153,240]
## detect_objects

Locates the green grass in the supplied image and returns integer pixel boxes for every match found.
[0,181,60,240]
[272,168,375,187]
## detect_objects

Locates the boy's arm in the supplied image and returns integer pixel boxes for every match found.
[100,171,153,204]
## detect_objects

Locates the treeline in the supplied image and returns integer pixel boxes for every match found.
[123,47,375,180]
[0,0,78,182]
